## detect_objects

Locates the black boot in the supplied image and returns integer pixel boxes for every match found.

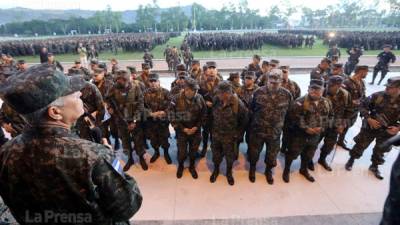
[308,161,315,171]
[282,159,292,183]
[249,165,256,183]
[163,148,172,164]
[200,144,208,158]
[210,166,219,183]
[189,160,198,179]
[369,164,384,180]
[300,160,315,182]
[345,157,355,171]
[226,171,235,186]
[318,154,332,172]
[150,148,160,163]
[265,167,274,185]
[177,163,184,178]
[139,155,148,171]
[123,157,135,172]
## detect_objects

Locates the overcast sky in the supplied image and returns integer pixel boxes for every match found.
[0,0,390,14]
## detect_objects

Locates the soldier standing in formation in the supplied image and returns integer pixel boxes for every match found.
[370,45,397,85]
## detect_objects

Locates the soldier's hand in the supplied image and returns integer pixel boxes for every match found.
[367,118,381,129]
[387,126,400,135]
[3,123,15,134]
[183,128,191,135]
[305,128,316,135]
[314,127,322,134]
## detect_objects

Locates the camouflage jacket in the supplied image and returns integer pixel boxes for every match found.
[249,86,293,139]
[169,91,207,132]
[323,87,352,128]
[0,102,27,137]
[282,79,301,100]
[0,125,142,225]
[237,84,259,108]
[342,76,366,113]
[310,65,329,81]
[143,87,170,123]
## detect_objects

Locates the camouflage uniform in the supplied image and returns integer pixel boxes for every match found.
[0,102,27,138]
[0,63,142,225]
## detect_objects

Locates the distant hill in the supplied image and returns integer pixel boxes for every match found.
[0,6,193,25]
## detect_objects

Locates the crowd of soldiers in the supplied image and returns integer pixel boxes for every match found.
[0,44,398,190]
[0,32,178,57]
[184,32,316,51]
[280,29,400,50]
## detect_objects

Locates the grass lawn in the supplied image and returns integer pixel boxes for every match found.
[14,35,400,63]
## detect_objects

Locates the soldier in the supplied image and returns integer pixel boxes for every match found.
[344,46,363,76]
[47,53,63,72]
[137,63,151,89]
[345,77,400,180]
[283,79,332,183]
[90,59,99,72]
[77,42,88,68]
[318,76,351,171]
[172,64,187,87]
[310,58,331,80]
[106,70,148,171]
[248,69,293,184]
[127,66,138,80]
[326,44,341,60]
[143,73,172,164]
[330,63,347,80]
[183,47,194,71]
[0,102,27,138]
[370,45,396,85]
[170,72,188,96]
[337,65,368,150]
[227,72,242,95]
[70,60,91,81]
[256,60,271,86]
[110,58,120,75]
[0,64,142,224]
[16,59,28,72]
[280,65,301,154]
[143,49,154,69]
[189,60,202,82]
[39,47,48,63]
[169,78,207,179]
[247,54,262,75]
[198,61,220,157]
[209,81,248,186]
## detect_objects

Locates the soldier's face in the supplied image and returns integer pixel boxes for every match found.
[149,80,160,88]
[308,88,323,100]
[184,88,196,99]
[207,74,216,82]
[207,67,217,76]
[321,62,329,69]
[219,92,231,102]
[93,72,104,82]
[332,68,342,75]
[75,63,81,68]
[282,70,289,79]
[244,77,254,86]
[267,80,281,91]
[386,86,400,98]
[192,64,199,70]
[143,68,150,75]
[233,77,240,84]
[252,58,260,65]
[57,91,84,125]
[328,84,341,94]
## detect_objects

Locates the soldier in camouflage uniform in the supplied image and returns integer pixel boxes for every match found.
[169,78,207,179]
[280,66,301,154]
[255,60,271,86]
[143,73,172,164]
[310,58,331,81]
[330,63,347,80]
[371,45,397,85]
[183,47,194,71]
[227,72,242,95]
[106,70,148,171]
[189,60,202,82]
[0,64,142,225]
[69,60,91,81]
[198,61,220,157]
[317,76,352,171]
[110,58,120,75]
[344,46,363,76]
[0,102,27,138]
[170,72,188,96]
[16,59,28,72]
[337,65,368,150]
[137,63,152,89]
[283,79,333,183]
[248,69,293,184]
[345,77,400,180]
[143,49,154,69]
[209,81,248,186]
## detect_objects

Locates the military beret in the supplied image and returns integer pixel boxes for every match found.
[185,78,199,90]
[328,75,344,85]
[142,63,150,69]
[149,73,159,81]
[206,61,217,68]
[228,72,240,81]
[17,59,26,64]
[270,59,280,64]
[115,70,129,80]
[386,76,400,88]
[0,63,86,114]
[127,66,137,73]
[217,81,232,93]
[90,59,99,65]
[354,65,369,72]
[74,60,81,64]
[176,63,186,71]
[245,71,256,78]
[253,54,261,60]
[332,63,343,69]
[321,57,332,64]
[309,79,324,89]
[191,60,200,64]
[262,60,269,66]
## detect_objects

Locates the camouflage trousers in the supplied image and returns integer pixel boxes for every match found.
[176,130,201,163]
[248,133,281,169]
[286,132,321,164]
[350,126,394,166]
[320,128,339,158]
[145,121,170,150]
[211,133,237,169]
[118,122,146,157]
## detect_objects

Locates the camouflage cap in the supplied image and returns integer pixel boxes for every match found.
[328,75,344,85]
[185,78,199,90]
[270,59,280,65]
[149,73,159,81]
[321,57,332,64]
[127,66,137,73]
[332,63,343,69]
[74,60,81,64]
[206,61,217,68]
[142,63,150,69]
[309,79,325,89]
[98,62,107,70]
[17,59,26,64]
[217,81,233,93]
[268,69,283,83]
[244,71,256,79]
[0,63,86,114]
[176,63,186,71]
[262,60,269,66]
[228,72,240,81]
[385,76,400,88]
